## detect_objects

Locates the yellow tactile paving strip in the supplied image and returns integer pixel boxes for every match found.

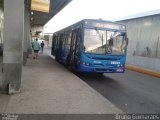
[126,65,160,78]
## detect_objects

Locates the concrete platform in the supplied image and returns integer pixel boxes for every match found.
[0,49,122,114]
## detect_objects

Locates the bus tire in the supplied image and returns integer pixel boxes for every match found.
[55,52,59,62]
[66,54,73,71]
[97,73,104,75]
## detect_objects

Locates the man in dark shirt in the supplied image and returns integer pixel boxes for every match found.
[40,41,45,53]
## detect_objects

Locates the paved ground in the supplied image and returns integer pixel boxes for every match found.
[76,70,160,114]
[1,48,159,115]
[0,49,121,114]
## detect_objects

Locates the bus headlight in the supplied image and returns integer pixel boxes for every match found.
[85,63,90,66]
[117,64,124,67]
[79,62,91,66]
[117,64,120,67]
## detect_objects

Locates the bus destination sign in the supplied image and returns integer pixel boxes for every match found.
[96,23,119,29]
[95,23,125,30]
[85,21,125,31]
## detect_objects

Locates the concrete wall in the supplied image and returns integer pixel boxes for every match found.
[119,15,160,72]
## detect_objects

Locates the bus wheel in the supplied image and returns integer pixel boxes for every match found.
[66,63,72,71]
[66,55,73,71]
[55,53,59,62]
[66,55,70,67]
[97,73,104,75]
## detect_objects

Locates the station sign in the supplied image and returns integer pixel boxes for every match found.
[31,0,50,13]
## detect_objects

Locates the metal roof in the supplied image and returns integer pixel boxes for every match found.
[26,0,72,27]
[115,9,160,21]
[0,0,3,6]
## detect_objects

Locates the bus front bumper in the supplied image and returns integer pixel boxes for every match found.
[77,64,125,73]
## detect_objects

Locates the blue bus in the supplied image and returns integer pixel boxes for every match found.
[51,19,128,74]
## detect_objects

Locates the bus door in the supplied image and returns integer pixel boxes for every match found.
[64,32,71,62]
[51,35,55,55]
[68,30,76,66]
[59,33,65,61]
[55,34,62,61]
[51,35,57,56]
[74,29,81,65]
[69,29,81,68]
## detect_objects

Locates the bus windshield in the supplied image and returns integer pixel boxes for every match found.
[84,28,126,55]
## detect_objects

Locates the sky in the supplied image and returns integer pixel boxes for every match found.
[43,0,160,33]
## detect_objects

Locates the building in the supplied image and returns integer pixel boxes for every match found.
[117,9,160,72]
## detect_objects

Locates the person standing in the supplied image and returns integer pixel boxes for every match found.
[32,38,40,59]
[40,41,45,53]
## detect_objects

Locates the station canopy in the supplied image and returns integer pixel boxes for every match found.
[26,0,72,27]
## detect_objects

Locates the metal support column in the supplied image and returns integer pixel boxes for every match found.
[27,9,32,58]
[23,6,29,65]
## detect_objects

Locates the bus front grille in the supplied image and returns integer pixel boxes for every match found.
[95,68,113,72]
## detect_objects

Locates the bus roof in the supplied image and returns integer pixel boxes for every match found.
[53,19,126,35]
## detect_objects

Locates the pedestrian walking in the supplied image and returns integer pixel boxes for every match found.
[32,38,40,59]
[40,41,45,53]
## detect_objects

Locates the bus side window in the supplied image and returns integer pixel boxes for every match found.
[57,35,60,49]
[64,32,71,50]
[61,34,65,49]
[72,32,77,51]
